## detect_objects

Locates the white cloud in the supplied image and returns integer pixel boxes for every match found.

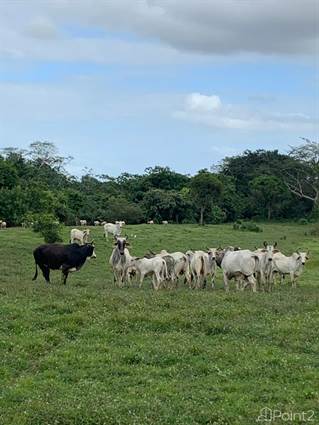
[174,93,317,131]
[186,93,221,112]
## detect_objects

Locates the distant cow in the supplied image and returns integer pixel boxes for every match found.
[94,220,100,226]
[147,220,154,224]
[32,242,96,284]
[0,221,6,229]
[79,220,87,226]
[70,228,90,245]
[162,220,168,225]
[104,222,121,238]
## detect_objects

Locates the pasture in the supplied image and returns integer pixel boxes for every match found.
[0,223,318,425]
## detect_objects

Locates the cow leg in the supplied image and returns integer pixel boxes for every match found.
[139,273,145,288]
[290,272,296,288]
[247,274,257,292]
[40,265,50,284]
[211,275,215,289]
[223,271,230,292]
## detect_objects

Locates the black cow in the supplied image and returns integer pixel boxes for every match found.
[32,242,96,284]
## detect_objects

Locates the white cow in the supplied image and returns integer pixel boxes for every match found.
[272,251,309,288]
[162,220,168,225]
[125,257,167,290]
[221,249,259,292]
[109,237,133,286]
[94,220,100,226]
[70,228,90,245]
[79,219,87,226]
[104,222,121,238]
[116,220,126,227]
[186,249,217,289]
[254,242,279,291]
[0,221,6,229]
[159,250,191,285]
[147,220,154,224]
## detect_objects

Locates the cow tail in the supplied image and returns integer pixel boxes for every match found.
[32,262,38,281]
[163,259,168,280]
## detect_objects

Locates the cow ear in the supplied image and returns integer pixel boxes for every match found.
[273,249,279,253]
[261,249,267,253]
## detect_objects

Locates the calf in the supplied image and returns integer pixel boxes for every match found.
[32,242,96,284]
[125,257,167,290]
[79,219,87,226]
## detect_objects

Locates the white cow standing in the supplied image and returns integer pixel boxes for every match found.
[272,250,309,288]
[221,248,259,292]
[109,237,133,286]
[79,220,87,226]
[186,249,217,289]
[0,221,6,229]
[125,257,167,290]
[254,242,279,291]
[70,228,90,245]
[104,222,121,238]
[159,250,191,285]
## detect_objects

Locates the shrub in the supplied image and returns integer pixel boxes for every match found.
[211,206,226,224]
[233,221,263,233]
[32,213,63,243]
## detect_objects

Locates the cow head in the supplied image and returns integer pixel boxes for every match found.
[114,236,129,255]
[207,248,217,261]
[85,241,96,259]
[261,242,279,262]
[296,250,309,265]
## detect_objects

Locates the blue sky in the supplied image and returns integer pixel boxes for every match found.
[0,0,318,176]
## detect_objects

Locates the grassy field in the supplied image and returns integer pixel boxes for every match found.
[0,223,318,425]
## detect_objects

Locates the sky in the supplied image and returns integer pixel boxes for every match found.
[0,0,318,177]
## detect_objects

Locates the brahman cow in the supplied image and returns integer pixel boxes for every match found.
[109,236,133,286]
[125,256,167,290]
[104,222,121,238]
[272,250,309,288]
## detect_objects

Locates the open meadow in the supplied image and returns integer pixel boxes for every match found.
[0,223,318,425]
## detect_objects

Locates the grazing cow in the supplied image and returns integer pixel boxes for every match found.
[32,242,96,284]
[94,220,100,226]
[254,242,279,291]
[101,221,106,226]
[104,222,121,238]
[125,256,167,290]
[272,250,309,288]
[0,221,6,229]
[147,220,154,224]
[221,248,259,292]
[109,236,133,286]
[79,219,87,226]
[70,228,90,245]
[162,220,168,225]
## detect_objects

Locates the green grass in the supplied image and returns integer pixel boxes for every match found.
[0,223,318,425]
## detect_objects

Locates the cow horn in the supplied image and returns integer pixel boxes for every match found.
[125,234,129,240]
[263,241,267,248]
[274,242,277,248]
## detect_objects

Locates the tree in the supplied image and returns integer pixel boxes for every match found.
[190,170,222,225]
[285,139,319,215]
[250,175,285,220]
[27,141,73,171]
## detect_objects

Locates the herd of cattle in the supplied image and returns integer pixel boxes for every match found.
[31,221,310,291]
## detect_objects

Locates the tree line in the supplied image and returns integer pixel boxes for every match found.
[0,140,318,226]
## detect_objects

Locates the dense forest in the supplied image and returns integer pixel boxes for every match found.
[0,140,318,226]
